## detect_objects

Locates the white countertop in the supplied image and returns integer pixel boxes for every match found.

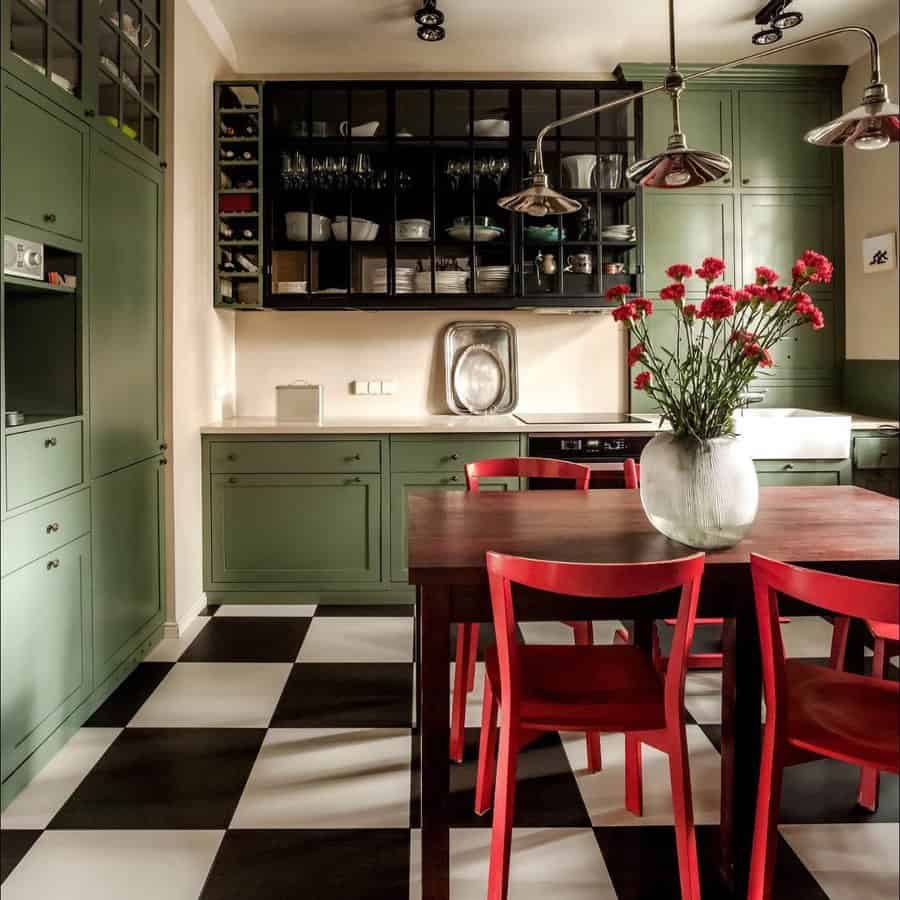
[201,414,668,435]
[848,414,900,431]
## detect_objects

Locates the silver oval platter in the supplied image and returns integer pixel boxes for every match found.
[452,343,506,414]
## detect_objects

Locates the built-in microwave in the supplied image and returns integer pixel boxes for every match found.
[3,235,44,281]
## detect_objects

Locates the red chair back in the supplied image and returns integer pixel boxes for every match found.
[624,458,640,489]
[485,551,705,726]
[465,457,591,492]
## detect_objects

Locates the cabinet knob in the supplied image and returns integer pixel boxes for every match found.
[160,442,169,451]
[722,178,731,184]
[742,178,750,185]
[348,476,362,484]
[46,558,61,570]
[46,522,60,534]
[44,437,58,448]
[228,476,238,484]
[783,463,794,471]
[226,453,237,461]
[880,450,889,457]
[85,108,96,117]
[449,453,459,461]
[448,475,459,482]
[43,213,57,223]
[159,457,168,465]
[349,453,362,461]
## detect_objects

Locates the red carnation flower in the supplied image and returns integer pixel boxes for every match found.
[660,282,686,301]
[612,302,637,323]
[633,297,654,316]
[708,283,735,299]
[695,256,727,282]
[763,285,792,305]
[633,371,652,391]
[734,289,753,308]
[794,297,825,330]
[729,329,757,345]
[743,342,775,368]
[746,284,767,299]
[755,266,779,286]
[665,263,693,281]
[605,283,631,302]
[628,343,645,367]
[800,250,834,284]
[698,293,736,320]
[682,304,698,320]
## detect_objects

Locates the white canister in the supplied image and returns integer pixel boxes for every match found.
[276,382,323,424]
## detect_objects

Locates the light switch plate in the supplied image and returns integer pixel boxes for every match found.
[352,380,370,395]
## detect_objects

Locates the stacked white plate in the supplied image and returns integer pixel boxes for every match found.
[601,224,636,242]
[414,270,468,294]
[474,265,511,294]
[370,266,416,294]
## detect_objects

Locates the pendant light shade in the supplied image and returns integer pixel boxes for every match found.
[497,173,582,216]
[626,133,732,188]
[804,82,900,150]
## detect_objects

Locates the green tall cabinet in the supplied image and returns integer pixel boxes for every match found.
[618,63,846,414]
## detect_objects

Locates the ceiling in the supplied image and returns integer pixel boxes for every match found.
[207,0,899,75]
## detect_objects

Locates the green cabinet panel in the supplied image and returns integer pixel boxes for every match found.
[769,300,835,377]
[749,381,837,410]
[1,535,92,780]
[391,437,522,472]
[738,90,834,189]
[643,193,735,294]
[88,133,162,476]
[91,457,164,685]
[643,88,733,188]
[1,77,85,241]
[5,422,84,510]
[390,472,518,583]
[853,435,900,470]
[2,488,91,576]
[211,474,382,584]
[754,459,850,486]
[211,440,382,474]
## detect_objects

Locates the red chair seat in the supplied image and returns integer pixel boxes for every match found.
[485,643,667,733]
[868,620,900,643]
[786,660,900,771]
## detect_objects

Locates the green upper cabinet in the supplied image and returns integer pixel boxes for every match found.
[643,88,734,188]
[1,75,86,241]
[737,90,835,189]
[91,456,164,685]
[88,132,162,476]
[643,193,735,294]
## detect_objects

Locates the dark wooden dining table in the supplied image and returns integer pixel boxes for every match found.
[407,485,899,900]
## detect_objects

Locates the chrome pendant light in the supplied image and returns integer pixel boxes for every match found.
[805,81,900,150]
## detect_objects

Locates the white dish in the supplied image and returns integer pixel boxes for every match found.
[333,217,379,241]
[469,119,510,138]
[395,219,432,240]
[446,225,502,242]
[285,212,331,242]
[561,153,597,190]
[276,281,308,294]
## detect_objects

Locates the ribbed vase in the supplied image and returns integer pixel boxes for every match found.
[639,433,759,550]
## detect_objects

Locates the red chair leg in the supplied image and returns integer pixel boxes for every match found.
[624,733,643,816]
[466,623,479,691]
[613,626,631,645]
[475,676,499,815]
[571,622,602,772]
[830,616,850,669]
[667,731,701,900]
[858,636,887,811]
[748,726,787,900]
[450,624,477,763]
[487,718,520,900]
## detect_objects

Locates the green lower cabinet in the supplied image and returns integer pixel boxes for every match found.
[390,472,519,583]
[211,473,382,585]
[92,457,164,685]
[754,458,851,486]
[1,535,92,780]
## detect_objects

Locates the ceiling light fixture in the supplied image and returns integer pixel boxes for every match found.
[752,25,782,45]
[415,0,445,41]
[498,4,897,216]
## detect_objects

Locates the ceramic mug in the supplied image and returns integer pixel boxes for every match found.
[566,252,593,274]
[540,253,558,275]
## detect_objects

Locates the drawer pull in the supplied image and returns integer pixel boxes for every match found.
[448,475,459,482]
[782,463,794,471]
[448,453,460,461]
[46,558,60,570]
[46,522,61,534]
[43,212,57,223]
[742,178,750,185]
[348,453,362,461]
[347,476,362,484]
[226,453,237,461]
[44,437,58,448]
[228,477,238,484]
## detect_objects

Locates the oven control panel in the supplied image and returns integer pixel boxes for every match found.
[529,433,653,461]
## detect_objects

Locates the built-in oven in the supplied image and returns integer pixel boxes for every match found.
[526,432,655,489]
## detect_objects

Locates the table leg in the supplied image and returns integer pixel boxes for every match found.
[719,588,762,896]
[420,585,451,900]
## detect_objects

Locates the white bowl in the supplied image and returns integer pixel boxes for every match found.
[332,217,379,241]
[395,219,432,240]
[285,212,331,242]
[469,118,510,138]
[561,154,597,189]
[446,225,502,242]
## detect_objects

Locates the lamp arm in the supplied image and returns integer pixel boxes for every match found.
[531,25,882,177]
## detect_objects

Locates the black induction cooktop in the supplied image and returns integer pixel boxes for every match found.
[513,413,653,425]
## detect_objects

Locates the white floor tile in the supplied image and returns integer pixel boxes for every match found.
[781,823,900,900]
[0,830,224,900]
[296,617,413,663]
[231,727,411,828]
[1,728,121,829]
[214,603,316,617]
[128,662,292,728]
[144,616,210,663]
[409,828,615,900]
[781,617,835,659]
[561,725,721,826]
[518,620,625,646]
[684,670,723,725]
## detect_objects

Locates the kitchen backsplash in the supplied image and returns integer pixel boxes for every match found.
[234,310,627,417]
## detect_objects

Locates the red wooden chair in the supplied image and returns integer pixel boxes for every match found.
[749,555,900,900]
[474,550,706,900]
[451,458,599,770]
[829,615,900,809]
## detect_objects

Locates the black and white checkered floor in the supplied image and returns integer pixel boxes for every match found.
[1,605,897,899]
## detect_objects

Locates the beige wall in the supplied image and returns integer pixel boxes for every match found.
[843,32,899,361]
[165,0,235,625]
[234,311,627,417]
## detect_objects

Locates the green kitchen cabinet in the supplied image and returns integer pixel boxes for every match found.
[1,74,86,242]
[91,456,164,686]
[738,90,835,189]
[210,473,382,585]
[1,535,92,780]
[390,472,518,583]
[768,300,835,377]
[88,131,163,477]
[5,421,84,510]
[643,193,735,294]
[754,458,851,486]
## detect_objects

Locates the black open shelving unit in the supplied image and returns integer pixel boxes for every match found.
[214,79,644,311]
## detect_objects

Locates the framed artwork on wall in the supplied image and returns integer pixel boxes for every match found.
[862,232,897,274]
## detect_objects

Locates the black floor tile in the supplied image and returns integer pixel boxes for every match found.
[446,727,590,828]
[84,662,174,726]
[49,728,265,829]
[0,830,42,884]
[179,617,311,663]
[271,663,413,728]
[314,604,414,617]
[200,829,410,899]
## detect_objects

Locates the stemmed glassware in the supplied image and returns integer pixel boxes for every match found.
[281,152,398,191]
[444,157,509,191]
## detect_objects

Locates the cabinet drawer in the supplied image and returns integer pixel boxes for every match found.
[854,436,900,470]
[754,460,847,486]
[210,440,381,474]
[2,488,91,576]
[6,422,84,510]
[391,438,520,472]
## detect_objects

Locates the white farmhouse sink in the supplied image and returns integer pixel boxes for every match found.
[734,408,851,460]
